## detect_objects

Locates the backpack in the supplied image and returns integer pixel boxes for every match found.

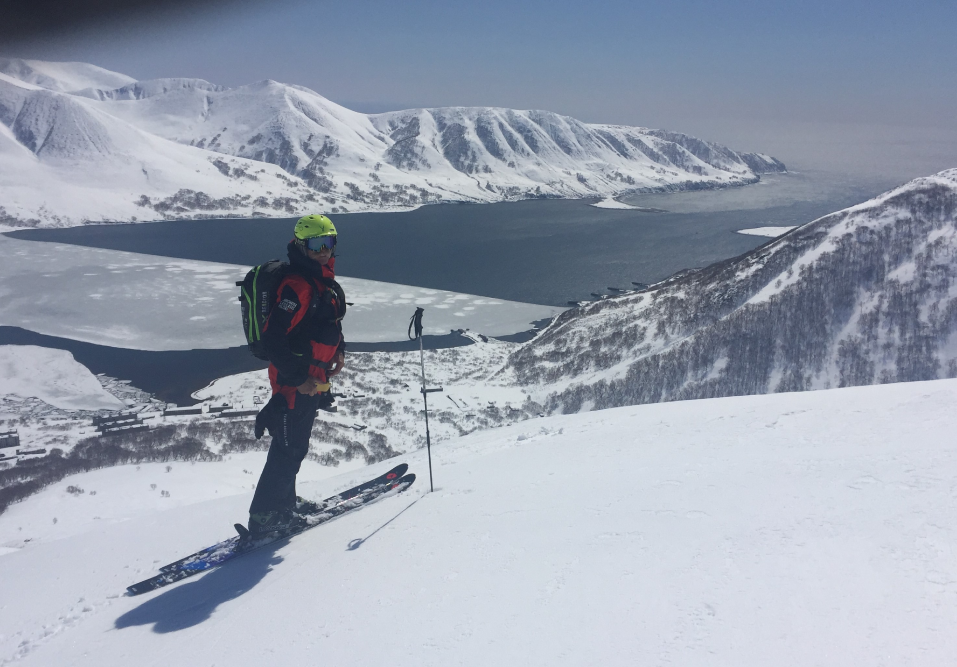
[237,260,347,361]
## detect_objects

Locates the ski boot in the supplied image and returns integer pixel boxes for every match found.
[247,509,304,536]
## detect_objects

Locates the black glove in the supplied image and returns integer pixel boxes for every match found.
[254,395,285,440]
[316,391,335,410]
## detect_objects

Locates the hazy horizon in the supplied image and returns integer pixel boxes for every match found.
[3,0,955,186]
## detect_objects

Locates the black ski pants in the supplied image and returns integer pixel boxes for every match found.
[249,392,320,515]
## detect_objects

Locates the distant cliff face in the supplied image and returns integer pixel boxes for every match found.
[506,170,957,412]
[0,58,784,227]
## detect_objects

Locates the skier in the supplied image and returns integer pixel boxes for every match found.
[248,214,346,535]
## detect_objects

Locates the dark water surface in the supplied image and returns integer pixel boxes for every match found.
[3,172,887,404]
[5,172,884,306]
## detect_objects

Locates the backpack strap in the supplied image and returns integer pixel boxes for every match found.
[316,276,347,322]
[281,265,346,320]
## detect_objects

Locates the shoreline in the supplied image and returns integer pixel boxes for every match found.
[0,325,549,407]
[0,172,784,232]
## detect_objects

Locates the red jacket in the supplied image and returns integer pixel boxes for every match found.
[262,245,345,408]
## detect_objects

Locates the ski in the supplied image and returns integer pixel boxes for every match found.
[156,462,408,574]
[126,465,413,596]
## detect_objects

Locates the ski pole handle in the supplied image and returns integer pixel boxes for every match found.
[408,307,425,340]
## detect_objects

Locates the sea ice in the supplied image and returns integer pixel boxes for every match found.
[0,235,564,350]
[736,226,798,237]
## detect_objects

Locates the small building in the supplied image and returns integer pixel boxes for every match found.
[0,431,20,450]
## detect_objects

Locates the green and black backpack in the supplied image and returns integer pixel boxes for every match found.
[237,261,347,360]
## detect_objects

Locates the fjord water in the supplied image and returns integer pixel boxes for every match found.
[7,170,888,307]
[0,170,890,404]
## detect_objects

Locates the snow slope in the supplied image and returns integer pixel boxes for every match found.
[1,379,955,665]
[508,169,957,411]
[0,58,135,93]
[0,345,124,411]
[0,58,784,228]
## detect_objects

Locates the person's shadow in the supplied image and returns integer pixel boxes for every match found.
[115,540,285,633]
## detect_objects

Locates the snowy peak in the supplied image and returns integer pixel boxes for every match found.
[0,59,786,227]
[0,74,346,227]
[509,169,957,411]
[0,58,135,93]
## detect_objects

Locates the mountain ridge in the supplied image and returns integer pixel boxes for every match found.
[506,169,957,412]
[0,58,784,228]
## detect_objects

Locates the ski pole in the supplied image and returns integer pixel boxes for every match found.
[408,307,440,492]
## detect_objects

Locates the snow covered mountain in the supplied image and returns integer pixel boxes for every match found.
[0,58,784,228]
[508,169,957,412]
[0,58,134,93]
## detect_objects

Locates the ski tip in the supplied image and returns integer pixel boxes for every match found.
[385,463,409,481]
[126,581,153,596]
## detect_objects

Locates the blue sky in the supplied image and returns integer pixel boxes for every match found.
[6,0,956,180]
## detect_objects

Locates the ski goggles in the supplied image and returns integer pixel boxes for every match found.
[305,235,337,251]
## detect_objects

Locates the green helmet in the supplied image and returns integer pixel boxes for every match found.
[294,214,336,240]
